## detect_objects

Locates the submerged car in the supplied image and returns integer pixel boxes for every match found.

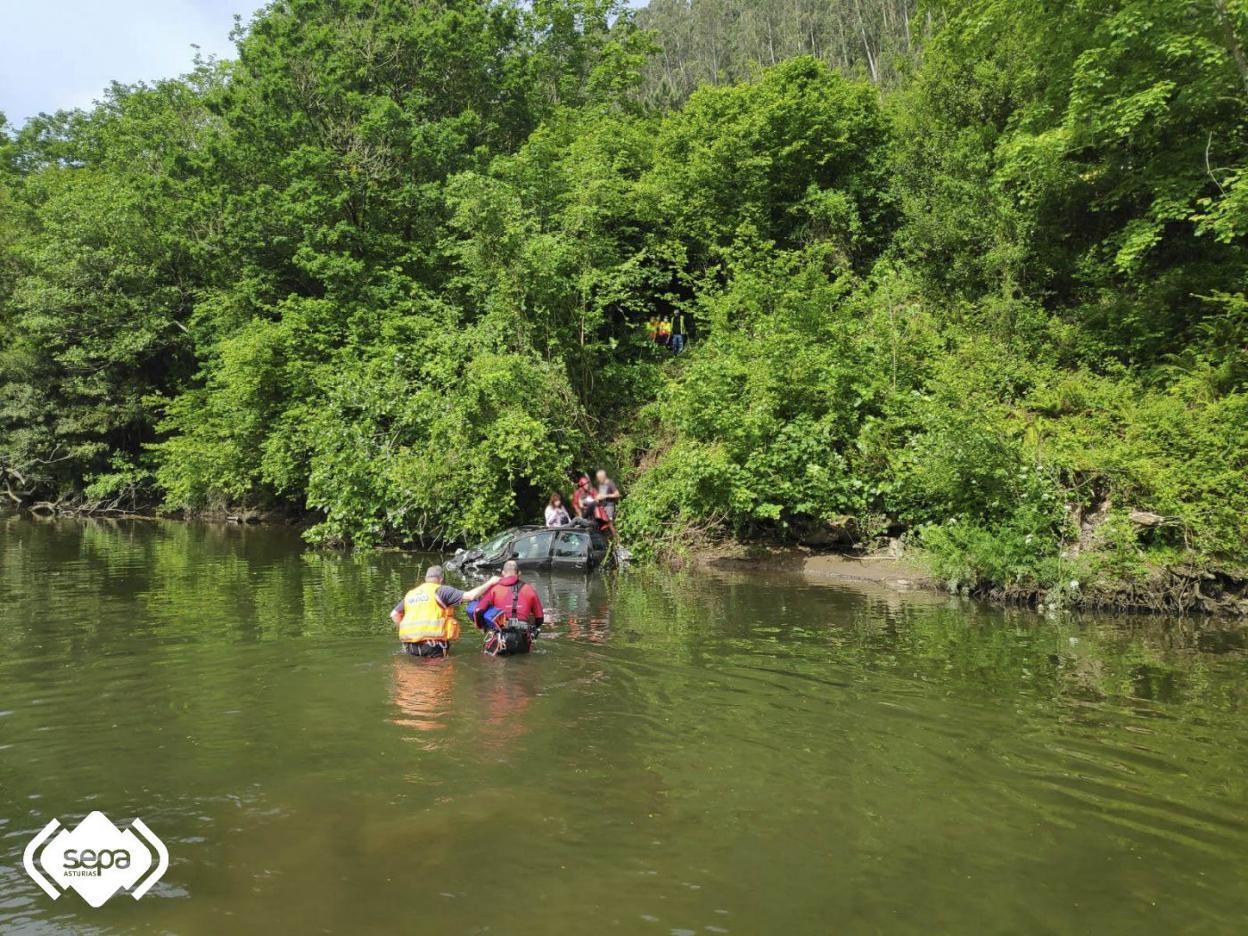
[446,524,612,573]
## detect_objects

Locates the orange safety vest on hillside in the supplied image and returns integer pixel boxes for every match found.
[399,582,460,644]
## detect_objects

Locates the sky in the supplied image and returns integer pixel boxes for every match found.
[0,0,265,126]
[0,0,649,128]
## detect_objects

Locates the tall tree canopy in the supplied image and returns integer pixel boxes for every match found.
[0,0,1245,604]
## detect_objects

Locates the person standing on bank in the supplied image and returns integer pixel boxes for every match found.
[670,310,689,354]
[595,469,620,534]
[571,475,596,521]
[391,566,499,658]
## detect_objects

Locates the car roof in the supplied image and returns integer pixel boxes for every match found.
[477,525,593,543]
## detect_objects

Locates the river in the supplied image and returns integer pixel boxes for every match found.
[1,516,1246,934]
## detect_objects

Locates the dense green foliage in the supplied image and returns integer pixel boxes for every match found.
[1,0,1245,603]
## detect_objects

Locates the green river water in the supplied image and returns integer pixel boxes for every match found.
[1,516,1247,934]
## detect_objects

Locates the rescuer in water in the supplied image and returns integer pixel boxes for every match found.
[391,565,500,658]
[470,559,545,656]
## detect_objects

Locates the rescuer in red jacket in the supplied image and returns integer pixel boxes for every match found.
[472,560,545,656]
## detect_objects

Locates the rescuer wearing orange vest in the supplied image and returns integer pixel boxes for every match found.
[390,565,499,658]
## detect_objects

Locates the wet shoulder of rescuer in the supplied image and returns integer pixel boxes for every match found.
[471,559,545,657]
[391,565,500,658]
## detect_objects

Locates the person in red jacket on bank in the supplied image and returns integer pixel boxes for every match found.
[571,475,596,520]
[471,560,545,656]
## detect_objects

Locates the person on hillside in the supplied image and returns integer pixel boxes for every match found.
[391,566,499,658]
[545,492,572,527]
[670,310,690,354]
[471,560,545,656]
[657,317,672,347]
[595,469,621,533]
[571,475,596,521]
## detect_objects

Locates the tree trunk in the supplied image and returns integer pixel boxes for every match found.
[1212,0,1248,99]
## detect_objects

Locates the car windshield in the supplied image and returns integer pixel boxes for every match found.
[476,530,514,560]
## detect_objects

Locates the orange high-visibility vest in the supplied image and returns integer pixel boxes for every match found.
[399,583,460,644]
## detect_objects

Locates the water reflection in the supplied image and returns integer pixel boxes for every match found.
[471,654,542,753]
[388,651,543,755]
[390,655,455,737]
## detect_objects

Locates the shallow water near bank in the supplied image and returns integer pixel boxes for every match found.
[1,516,1247,934]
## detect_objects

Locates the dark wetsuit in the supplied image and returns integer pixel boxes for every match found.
[404,640,449,658]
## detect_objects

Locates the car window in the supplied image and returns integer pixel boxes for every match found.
[553,531,588,560]
[478,530,514,560]
[512,531,554,560]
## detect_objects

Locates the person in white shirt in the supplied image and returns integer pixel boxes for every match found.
[544,492,572,527]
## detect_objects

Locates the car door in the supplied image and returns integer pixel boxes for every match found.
[509,530,554,570]
[551,530,590,571]
[587,530,610,568]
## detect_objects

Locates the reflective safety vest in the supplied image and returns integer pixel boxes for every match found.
[399,582,460,644]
